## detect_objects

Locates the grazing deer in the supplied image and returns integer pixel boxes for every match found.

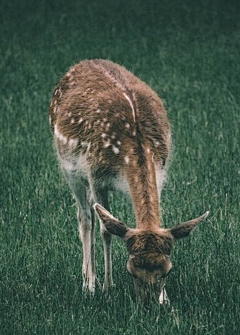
[49,59,209,304]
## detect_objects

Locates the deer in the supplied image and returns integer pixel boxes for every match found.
[49,59,209,305]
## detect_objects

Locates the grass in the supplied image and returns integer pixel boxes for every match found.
[1,0,240,334]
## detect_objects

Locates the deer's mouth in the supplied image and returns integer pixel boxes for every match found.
[133,277,166,305]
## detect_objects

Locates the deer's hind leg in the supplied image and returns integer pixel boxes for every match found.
[89,177,113,294]
[64,170,96,293]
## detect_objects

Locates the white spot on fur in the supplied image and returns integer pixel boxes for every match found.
[71,118,75,124]
[124,156,130,164]
[101,133,107,139]
[125,123,130,129]
[112,146,119,154]
[78,118,83,124]
[117,140,121,146]
[103,139,111,148]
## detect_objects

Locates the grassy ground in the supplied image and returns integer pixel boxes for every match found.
[1,0,240,334]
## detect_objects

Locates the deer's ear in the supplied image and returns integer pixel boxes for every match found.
[94,203,129,238]
[170,211,209,240]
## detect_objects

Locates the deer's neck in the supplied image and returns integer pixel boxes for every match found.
[125,146,161,229]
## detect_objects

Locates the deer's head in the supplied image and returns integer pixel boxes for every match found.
[94,203,209,304]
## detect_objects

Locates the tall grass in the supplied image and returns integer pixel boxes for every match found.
[1,0,239,334]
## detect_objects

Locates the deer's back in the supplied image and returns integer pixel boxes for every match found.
[49,59,170,183]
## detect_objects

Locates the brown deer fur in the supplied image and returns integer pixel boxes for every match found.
[49,59,208,304]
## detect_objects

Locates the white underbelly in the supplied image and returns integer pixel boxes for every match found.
[58,149,167,197]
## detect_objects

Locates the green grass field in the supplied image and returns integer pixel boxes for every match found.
[1,0,240,334]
